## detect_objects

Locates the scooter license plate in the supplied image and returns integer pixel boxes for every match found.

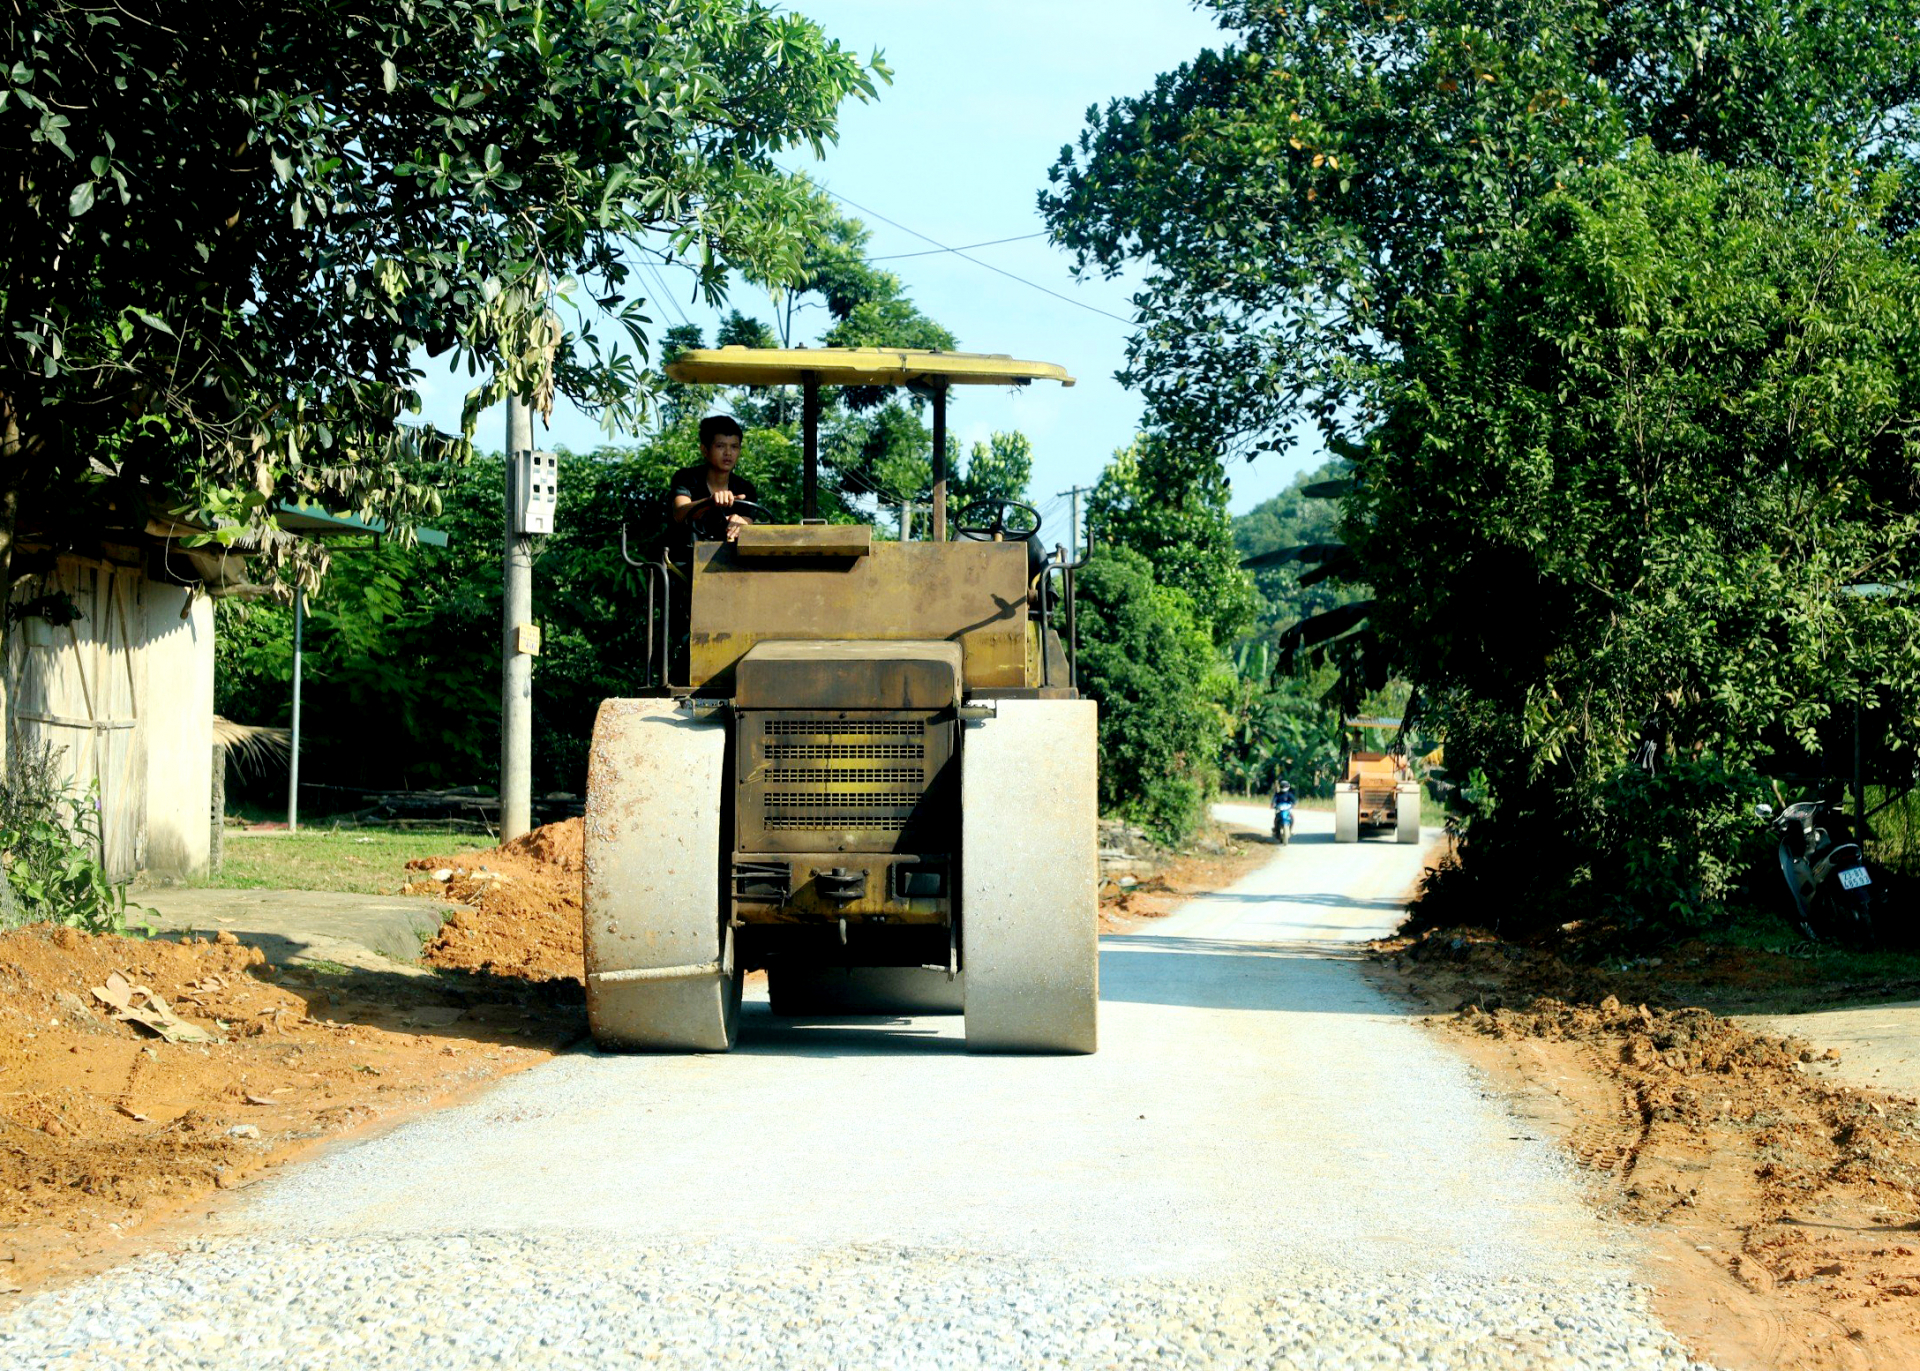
[1838,865,1872,891]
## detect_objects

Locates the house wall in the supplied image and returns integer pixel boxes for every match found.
[8,552,150,880]
[141,584,214,877]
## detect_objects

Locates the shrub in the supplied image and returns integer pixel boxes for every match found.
[0,744,131,935]
[1591,757,1771,933]
[1074,547,1230,843]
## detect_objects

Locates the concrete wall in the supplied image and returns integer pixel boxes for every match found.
[141,583,214,877]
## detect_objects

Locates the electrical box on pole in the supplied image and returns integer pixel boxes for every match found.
[511,449,559,535]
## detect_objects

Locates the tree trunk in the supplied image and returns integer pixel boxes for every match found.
[0,393,22,784]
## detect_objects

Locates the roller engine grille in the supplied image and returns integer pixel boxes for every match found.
[767,740,924,761]
[766,719,922,736]
[766,767,923,785]
[753,715,937,840]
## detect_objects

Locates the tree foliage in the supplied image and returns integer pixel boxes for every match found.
[1221,463,1368,794]
[1073,547,1229,842]
[1232,460,1360,645]
[1068,431,1253,838]
[3,0,884,589]
[1042,0,1920,459]
[1045,0,1920,930]
[1365,149,1920,930]
[953,431,1033,512]
[1215,641,1345,797]
[1086,433,1253,645]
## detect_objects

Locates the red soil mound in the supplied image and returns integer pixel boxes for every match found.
[409,818,584,982]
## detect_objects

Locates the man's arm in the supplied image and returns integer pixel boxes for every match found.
[719,478,755,540]
[670,487,738,524]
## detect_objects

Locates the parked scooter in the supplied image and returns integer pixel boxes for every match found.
[1757,799,1879,947]
[1271,781,1297,846]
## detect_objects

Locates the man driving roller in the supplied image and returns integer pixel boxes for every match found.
[669,415,758,550]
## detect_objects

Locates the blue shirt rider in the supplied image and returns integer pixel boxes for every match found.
[1271,780,1297,838]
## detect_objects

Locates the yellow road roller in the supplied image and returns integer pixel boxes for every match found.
[582,347,1097,1053]
[1333,717,1423,845]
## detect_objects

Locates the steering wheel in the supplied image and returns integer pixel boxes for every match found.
[953,499,1042,541]
[685,496,769,546]
[717,498,771,522]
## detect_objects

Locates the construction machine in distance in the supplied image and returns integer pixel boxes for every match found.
[582,346,1097,1055]
[1333,716,1423,845]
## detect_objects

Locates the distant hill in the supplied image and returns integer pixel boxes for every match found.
[1231,460,1365,647]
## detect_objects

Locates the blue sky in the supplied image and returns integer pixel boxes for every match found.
[419,1,1320,521]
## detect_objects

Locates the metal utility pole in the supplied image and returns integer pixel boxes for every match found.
[1056,484,1095,560]
[501,392,535,841]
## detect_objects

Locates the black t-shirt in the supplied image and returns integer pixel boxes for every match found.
[668,464,758,548]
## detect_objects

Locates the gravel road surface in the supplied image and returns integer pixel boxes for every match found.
[3,808,1713,1369]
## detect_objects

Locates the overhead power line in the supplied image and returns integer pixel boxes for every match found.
[787,170,1134,326]
[636,257,692,329]
[869,233,1046,261]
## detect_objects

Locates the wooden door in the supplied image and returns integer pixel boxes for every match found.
[8,557,149,880]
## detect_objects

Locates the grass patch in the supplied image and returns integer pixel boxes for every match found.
[1663,910,1920,1014]
[192,829,489,895]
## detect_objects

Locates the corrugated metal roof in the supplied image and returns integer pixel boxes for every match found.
[276,504,449,547]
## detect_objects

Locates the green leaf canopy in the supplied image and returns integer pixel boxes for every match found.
[2,0,885,578]
[1041,0,1920,459]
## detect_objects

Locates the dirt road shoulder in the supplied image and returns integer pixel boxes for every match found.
[1374,929,1920,1371]
[0,922,582,1298]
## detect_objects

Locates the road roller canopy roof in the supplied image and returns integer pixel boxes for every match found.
[665,347,1075,390]
[670,344,1073,532]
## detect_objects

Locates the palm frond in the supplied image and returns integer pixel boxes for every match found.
[213,716,292,775]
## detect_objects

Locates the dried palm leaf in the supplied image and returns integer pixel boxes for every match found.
[213,716,292,776]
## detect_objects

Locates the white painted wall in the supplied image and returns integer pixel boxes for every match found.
[141,583,214,876]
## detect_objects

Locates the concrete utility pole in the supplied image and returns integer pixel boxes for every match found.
[1055,485,1096,692]
[501,393,534,841]
[899,497,916,541]
[1056,484,1096,561]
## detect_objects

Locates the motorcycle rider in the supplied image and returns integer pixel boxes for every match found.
[1271,778,1297,842]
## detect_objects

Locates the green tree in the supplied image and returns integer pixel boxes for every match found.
[1074,547,1230,842]
[1062,433,1255,838]
[3,0,884,644]
[1217,641,1346,798]
[1358,148,1920,931]
[1042,0,1920,458]
[1044,0,1920,926]
[1221,462,1376,794]
[953,431,1034,511]
[1233,460,1362,646]
[1086,434,1254,645]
